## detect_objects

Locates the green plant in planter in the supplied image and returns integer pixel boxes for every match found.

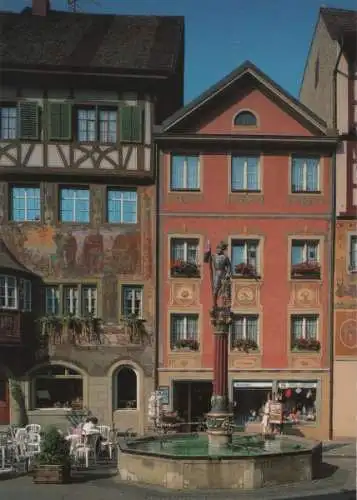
[37,427,71,468]
[123,313,148,344]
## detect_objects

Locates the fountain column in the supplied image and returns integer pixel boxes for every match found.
[206,308,233,449]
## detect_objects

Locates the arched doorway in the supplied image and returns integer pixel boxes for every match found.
[113,366,138,410]
[0,373,10,425]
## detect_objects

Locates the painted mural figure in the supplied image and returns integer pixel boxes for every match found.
[204,241,232,310]
[82,230,104,274]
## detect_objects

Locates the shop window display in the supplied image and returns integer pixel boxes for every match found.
[277,382,317,424]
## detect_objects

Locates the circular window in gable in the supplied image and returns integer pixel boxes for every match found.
[234,110,257,127]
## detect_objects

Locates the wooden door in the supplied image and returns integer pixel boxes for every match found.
[0,379,10,425]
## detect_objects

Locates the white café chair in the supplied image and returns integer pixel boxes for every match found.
[73,433,100,469]
[97,425,114,460]
[25,424,41,434]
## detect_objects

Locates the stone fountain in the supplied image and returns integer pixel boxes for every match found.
[116,240,322,490]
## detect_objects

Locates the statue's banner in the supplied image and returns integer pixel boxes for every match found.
[269,402,283,424]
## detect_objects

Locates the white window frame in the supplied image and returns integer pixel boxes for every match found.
[11,186,41,222]
[170,314,199,342]
[231,315,259,342]
[59,188,90,223]
[232,239,260,271]
[231,156,260,191]
[0,106,17,139]
[107,189,137,224]
[171,155,200,190]
[82,286,97,316]
[122,285,143,318]
[45,286,60,315]
[291,315,319,341]
[171,238,199,263]
[63,286,79,315]
[0,275,17,309]
[292,240,320,263]
[291,157,320,192]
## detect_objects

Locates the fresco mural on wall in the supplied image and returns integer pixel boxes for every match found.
[0,225,141,278]
[334,222,357,309]
[335,312,357,356]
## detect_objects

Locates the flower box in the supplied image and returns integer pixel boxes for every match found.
[170,260,200,278]
[174,339,199,351]
[234,262,257,277]
[291,262,320,278]
[33,464,71,484]
[231,339,258,353]
[292,339,321,352]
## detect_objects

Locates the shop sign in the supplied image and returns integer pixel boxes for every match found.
[278,382,317,389]
[233,381,272,388]
[269,402,283,424]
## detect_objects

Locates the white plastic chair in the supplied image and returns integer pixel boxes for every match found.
[97,425,114,459]
[25,424,41,434]
[73,433,99,468]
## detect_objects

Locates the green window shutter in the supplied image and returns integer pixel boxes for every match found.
[120,105,133,142]
[49,102,72,140]
[131,106,143,143]
[19,101,39,140]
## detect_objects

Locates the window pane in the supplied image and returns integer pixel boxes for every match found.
[292,158,304,192]
[350,236,357,269]
[99,110,117,143]
[82,286,97,316]
[60,188,90,223]
[1,107,17,139]
[11,186,40,222]
[171,156,185,190]
[292,316,303,340]
[232,242,245,268]
[186,156,199,189]
[77,109,96,142]
[231,157,245,191]
[122,286,142,317]
[246,157,259,190]
[306,158,319,191]
[107,189,137,224]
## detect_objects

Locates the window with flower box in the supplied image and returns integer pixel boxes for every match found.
[42,284,97,317]
[290,315,320,351]
[170,314,199,351]
[231,239,260,277]
[170,238,200,277]
[230,315,259,352]
[291,239,320,279]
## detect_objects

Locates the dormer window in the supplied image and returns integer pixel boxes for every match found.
[234,110,257,127]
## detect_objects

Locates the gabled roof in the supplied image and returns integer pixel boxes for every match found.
[0,8,184,75]
[158,60,328,134]
[0,240,38,277]
[320,7,357,40]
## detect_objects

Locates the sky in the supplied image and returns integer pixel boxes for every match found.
[3,0,357,104]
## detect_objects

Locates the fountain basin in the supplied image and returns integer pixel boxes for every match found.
[117,433,322,490]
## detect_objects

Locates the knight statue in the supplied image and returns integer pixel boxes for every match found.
[204,240,232,312]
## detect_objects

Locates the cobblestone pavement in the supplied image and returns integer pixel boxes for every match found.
[0,442,355,500]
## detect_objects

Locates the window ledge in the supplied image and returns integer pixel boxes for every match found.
[113,408,138,412]
[169,189,201,194]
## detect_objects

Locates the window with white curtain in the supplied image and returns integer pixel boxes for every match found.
[0,275,17,309]
[82,286,97,316]
[231,156,260,191]
[171,238,199,263]
[291,157,320,192]
[291,315,318,342]
[63,286,79,315]
[349,235,357,271]
[231,239,259,273]
[231,315,259,347]
[291,240,319,264]
[170,314,198,347]
[122,285,143,317]
[170,155,200,190]
[45,286,60,315]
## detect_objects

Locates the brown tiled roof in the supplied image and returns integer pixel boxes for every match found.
[0,8,184,74]
[0,240,37,276]
[321,7,357,39]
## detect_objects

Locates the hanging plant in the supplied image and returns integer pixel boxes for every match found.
[232,339,258,353]
[170,260,200,278]
[122,314,147,344]
[234,262,257,277]
[292,338,321,352]
[174,338,199,351]
[291,261,320,278]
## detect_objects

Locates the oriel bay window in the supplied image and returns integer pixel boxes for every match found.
[231,156,260,191]
[59,187,90,223]
[170,314,199,351]
[10,185,41,222]
[170,155,200,191]
[43,284,97,317]
[170,238,200,277]
[291,314,320,351]
[231,239,259,277]
[0,276,32,311]
[107,189,137,224]
[291,239,320,279]
[291,156,320,193]
[231,315,259,351]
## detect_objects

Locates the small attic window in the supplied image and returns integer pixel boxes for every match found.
[234,111,257,127]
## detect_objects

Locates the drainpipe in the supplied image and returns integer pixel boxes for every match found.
[154,140,160,390]
[329,41,343,441]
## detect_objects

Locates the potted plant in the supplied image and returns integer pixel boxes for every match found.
[291,261,320,278]
[292,338,321,352]
[33,426,71,484]
[232,339,258,353]
[174,338,199,351]
[170,260,200,278]
[234,262,257,277]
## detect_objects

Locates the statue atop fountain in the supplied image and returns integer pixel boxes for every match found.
[204,240,234,449]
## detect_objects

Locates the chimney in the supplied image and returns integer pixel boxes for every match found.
[32,0,50,16]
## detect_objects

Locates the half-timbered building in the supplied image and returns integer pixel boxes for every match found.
[0,0,184,432]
